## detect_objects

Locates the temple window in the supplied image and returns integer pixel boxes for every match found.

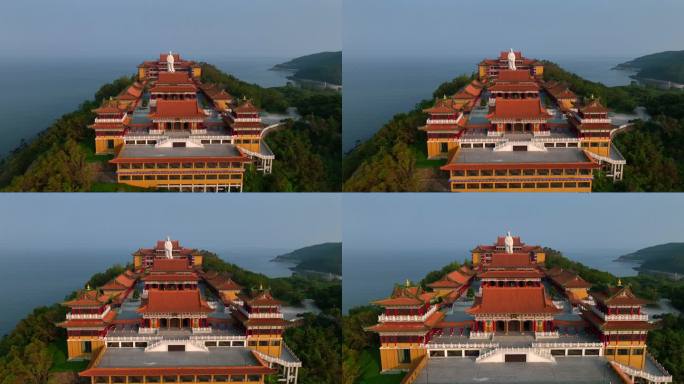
[495,183,507,189]
[495,169,507,176]
[466,170,478,177]
[617,349,630,356]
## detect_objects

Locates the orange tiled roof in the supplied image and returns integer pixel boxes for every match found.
[496,69,534,82]
[151,258,190,272]
[467,286,560,315]
[63,290,109,307]
[149,99,205,119]
[157,72,193,84]
[488,253,533,268]
[423,97,461,114]
[241,290,282,307]
[138,289,212,313]
[57,309,117,329]
[234,99,260,113]
[479,269,543,279]
[580,99,609,114]
[590,286,649,306]
[487,99,549,120]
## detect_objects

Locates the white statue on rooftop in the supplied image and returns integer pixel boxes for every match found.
[167,51,175,73]
[507,48,517,71]
[504,231,514,254]
[164,236,173,259]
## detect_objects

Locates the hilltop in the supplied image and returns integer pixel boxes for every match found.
[273,51,342,85]
[272,242,342,275]
[615,51,684,84]
[616,242,684,274]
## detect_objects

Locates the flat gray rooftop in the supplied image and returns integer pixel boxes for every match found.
[415,357,621,384]
[116,144,242,159]
[96,347,259,368]
[453,148,590,165]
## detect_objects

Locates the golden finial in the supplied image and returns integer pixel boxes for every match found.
[86,284,92,291]
[617,278,622,287]
[443,94,447,100]
[259,283,263,291]
[405,279,410,287]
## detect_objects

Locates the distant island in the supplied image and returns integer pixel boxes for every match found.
[616,242,684,275]
[272,51,342,85]
[615,50,684,85]
[272,242,342,275]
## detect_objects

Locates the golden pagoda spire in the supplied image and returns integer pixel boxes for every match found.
[405,279,410,287]
[617,278,622,287]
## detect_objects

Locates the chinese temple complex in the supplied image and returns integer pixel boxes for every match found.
[421,50,627,192]
[366,232,672,383]
[58,238,302,384]
[90,52,279,192]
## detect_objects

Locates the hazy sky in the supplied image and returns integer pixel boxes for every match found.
[345,0,684,59]
[0,0,341,59]
[0,194,341,253]
[344,194,684,252]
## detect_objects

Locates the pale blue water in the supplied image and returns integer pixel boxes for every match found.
[0,246,295,337]
[0,56,291,157]
[342,247,638,313]
[343,55,635,151]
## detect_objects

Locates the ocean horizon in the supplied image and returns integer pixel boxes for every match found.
[0,55,293,157]
[0,246,295,337]
[343,54,637,151]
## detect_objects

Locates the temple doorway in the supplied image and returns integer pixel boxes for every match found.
[495,320,506,333]
[169,318,181,328]
[508,320,521,332]
[182,318,190,328]
[523,320,533,332]
[160,318,168,328]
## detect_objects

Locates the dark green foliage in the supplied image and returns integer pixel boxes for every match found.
[617,242,684,274]
[420,261,461,288]
[273,51,342,85]
[432,74,473,99]
[0,76,134,190]
[200,63,289,112]
[284,314,341,384]
[201,251,341,384]
[274,243,342,275]
[647,314,684,381]
[616,50,684,83]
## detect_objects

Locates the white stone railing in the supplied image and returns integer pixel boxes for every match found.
[67,307,110,320]
[138,327,157,334]
[105,335,161,342]
[532,342,603,349]
[233,117,261,123]
[533,130,550,137]
[604,313,649,321]
[95,115,127,123]
[469,332,492,340]
[613,357,672,383]
[476,347,555,363]
[191,129,207,135]
[426,343,498,350]
[578,118,611,124]
[253,343,302,367]
[192,327,212,334]
[378,306,436,323]
[148,129,164,135]
[190,335,246,341]
[534,331,559,339]
[249,313,284,319]
[487,131,503,137]
[427,116,462,125]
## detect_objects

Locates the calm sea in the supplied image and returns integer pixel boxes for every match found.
[0,56,291,157]
[342,247,638,314]
[343,55,636,151]
[0,246,295,337]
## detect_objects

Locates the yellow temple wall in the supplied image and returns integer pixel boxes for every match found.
[471,252,481,266]
[116,163,245,190]
[67,337,105,360]
[427,140,458,159]
[567,287,589,300]
[450,181,593,193]
[95,137,124,155]
[137,67,146,81]
[535,252,546,263]
[133,255,143,269]
[221,290,240,301]
[247,335,283,358]
[235,137,261,153]
[192,67,202,78]
[535,65,544,76]
[478,65,487,80]
[379,344,427,372]
[604,344,646,370]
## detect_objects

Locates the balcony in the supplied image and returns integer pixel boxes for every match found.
[248,312,284,319]
[66,307,110,320]
[378,306,437,323]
